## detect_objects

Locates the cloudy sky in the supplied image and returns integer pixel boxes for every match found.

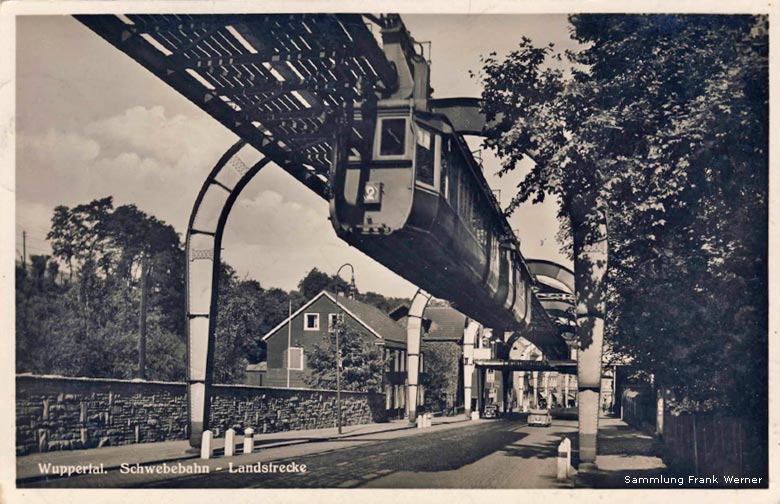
[15,14,576,298]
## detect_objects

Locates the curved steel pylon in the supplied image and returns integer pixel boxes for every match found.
[186,140,270,448]
[462,320,480,418]
[405,289,431,423]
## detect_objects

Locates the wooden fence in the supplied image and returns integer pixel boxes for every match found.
[663,414,765,479]
[622,389,766,481]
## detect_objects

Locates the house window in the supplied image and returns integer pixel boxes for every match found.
[304,313,319,331]
[328,313,344,331]
[288,347,304,370]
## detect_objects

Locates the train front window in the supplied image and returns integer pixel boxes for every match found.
[415,126,435,185]
[379,118,407,156]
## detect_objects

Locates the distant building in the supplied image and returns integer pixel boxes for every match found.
[509,338,577,411]
[244,362,267,386]
[258,290,425,419]
[390,304,466,414]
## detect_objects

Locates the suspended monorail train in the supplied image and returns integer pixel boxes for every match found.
[329,101,536,332]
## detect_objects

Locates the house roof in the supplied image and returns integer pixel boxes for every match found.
[387,303,467,342]
[423,306,467,342]
[387,304,409,320]
[334,295,407,345]
[260,290,407,346]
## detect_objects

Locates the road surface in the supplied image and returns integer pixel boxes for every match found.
[24,414,577,489]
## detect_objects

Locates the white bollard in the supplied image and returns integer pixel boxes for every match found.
[425,413,432,428]
[224,428,236,457]
[557,437,572,480]
[243,427,255,455]
[200,430,213,459]
[416,415,423,429]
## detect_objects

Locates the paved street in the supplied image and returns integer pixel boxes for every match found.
[21,415,578,489]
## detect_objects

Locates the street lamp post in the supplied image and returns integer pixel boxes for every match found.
[331,263,355,435]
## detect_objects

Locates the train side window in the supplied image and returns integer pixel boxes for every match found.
[379,118,407,156]
[440,152,449,200]
[490,231,500,277]
[415,126,435,186]
[447,150,460,210]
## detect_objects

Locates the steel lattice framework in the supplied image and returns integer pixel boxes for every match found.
[77,14,398,198]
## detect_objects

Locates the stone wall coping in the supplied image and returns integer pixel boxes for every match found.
[16,374,382,396]
[16,373,184,387]
[16,373,186,386]
[211,382,381,395]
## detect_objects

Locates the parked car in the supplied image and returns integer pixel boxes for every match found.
[528,408,552,427]
[482,403,499,419]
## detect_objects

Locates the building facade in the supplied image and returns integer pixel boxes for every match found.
[259,290,424,419]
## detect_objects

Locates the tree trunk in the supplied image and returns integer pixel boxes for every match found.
[572,199,609,465]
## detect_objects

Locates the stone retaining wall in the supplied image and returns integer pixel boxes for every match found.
[16,374,386,455]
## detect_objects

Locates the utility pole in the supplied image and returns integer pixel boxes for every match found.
[331,263,355,435]
[286,298,292,388]
[138,252,149,380]
[336,322,342,434]
[22,230,27,270]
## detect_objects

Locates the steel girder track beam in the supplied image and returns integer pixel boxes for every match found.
[186,140,270,447]
[74,15,331,199]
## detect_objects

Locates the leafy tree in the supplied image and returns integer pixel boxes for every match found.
[47,197,115,278]
[19,198,412,387]
[303,320,387,393]
[475,14,768,416]
[17,198,186,380]
[421,341,462,414]
[360,291,410,313]
[297,267,408,312]
[16,257,73,374]
[213,265,265,383]
[297,268,343,299]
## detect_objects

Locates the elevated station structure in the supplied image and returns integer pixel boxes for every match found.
[76,13,603,463]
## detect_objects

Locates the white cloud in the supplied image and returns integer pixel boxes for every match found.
[15,105,416,297]
[16,106,238,230]
[18,129,101,164]
[83,105,228,168]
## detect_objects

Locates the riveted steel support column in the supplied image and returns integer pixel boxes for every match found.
[573,201,609,464]
[477,367,486,415]
[462,320,480,418]
[186,140,270,448]
[406,289,431,424]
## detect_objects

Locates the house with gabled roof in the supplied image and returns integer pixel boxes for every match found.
[389,304,472,414]
[259,290,425,419]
